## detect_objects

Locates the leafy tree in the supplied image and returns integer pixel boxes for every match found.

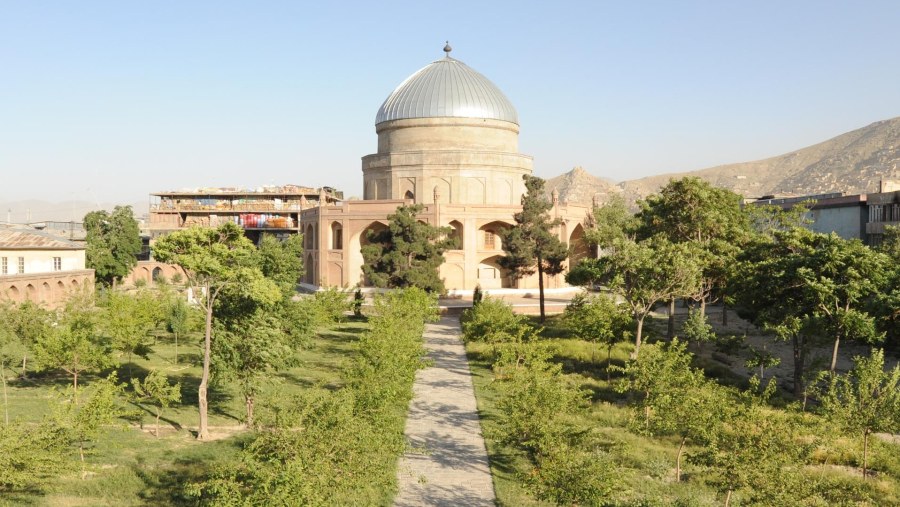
[0,300,52,376]
[84,206,142,286]
[499,175,569,322]
[820,348,900,479]
[361,204,453,292]
[744,345,780,379]
[152,222,275,440]
[58,374,129,479]
[163,293,196,364]
[583,194,638,250]
[572,236,701,357]
[637,177,750,318]
[131,370,181,438]
[33,293,114,400]
[681,307,715,351]
[100,289,161,375]
[213,312,294,426]
[0,419,70,492]
[563,293,631,379]
[257,233,304,297]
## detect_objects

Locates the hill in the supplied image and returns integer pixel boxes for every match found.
[544,166,621,205]
[549,117,900,205]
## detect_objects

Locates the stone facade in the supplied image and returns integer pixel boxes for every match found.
[0,229,94,307]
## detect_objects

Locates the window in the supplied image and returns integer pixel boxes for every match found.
[17,257,24,274]
[1,257,6,275]
[53,257,62,271]
[484,231,496,249]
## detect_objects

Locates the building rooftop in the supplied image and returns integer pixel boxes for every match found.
[375,45,519,125]
[0,229,84,250]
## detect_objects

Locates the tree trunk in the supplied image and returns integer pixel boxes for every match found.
[676,435,686,482]
[607,345,612,382]
[197,296,213,441]
[73,371,79,403]
[830,335,841,373]
[792,334,804,399]
[156,409,161,439]
[21,354,27,378]
[633,314,645,358]
[1,362,8,425]
[80,443,86,480]
[863,430,869,480]
[667,298,675,340]
[722,301,728,326]
[700,297,706,317]
[724,489,733,507]
[246,395,254,427]
[174,332,179,365]
[537,254,546,323]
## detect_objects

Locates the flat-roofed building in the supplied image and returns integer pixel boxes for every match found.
[0,228,94,307]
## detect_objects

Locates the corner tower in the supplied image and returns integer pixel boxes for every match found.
[362,43,533,205]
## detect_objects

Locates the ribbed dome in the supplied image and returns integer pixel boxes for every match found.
[376,57,519,125]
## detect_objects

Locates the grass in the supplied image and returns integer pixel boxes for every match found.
[1,318,370,506]
[467,310,900,506]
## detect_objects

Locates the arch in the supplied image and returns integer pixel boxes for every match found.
[305,224,315,250]
[71,279,79,287]
[478,221,512,251]
[569,223,592,267]
[6,285,20,301]
[152,266,163,282]
[404,190,415,201]
[330,221,343,250]
[478,255,513,289]
[140,266,151,283]
[442,263,465,291]
[25,284,36,301]
[349,221,390,287]
[304,253,315,284]
[432,178,451,204]
[448,220,464,250]
[41,282,51,303]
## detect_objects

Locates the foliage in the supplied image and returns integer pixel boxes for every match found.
[681,307,715,348]
[352,288,364,317]
[309,287,350,326]
[151,222,268,440]
[584,194,638,249]
[361,204,454,292]
[498,175,568,321]
[744,345,780,379]
[33,291,114,398]
[0,418,71,492]
[820,348,900,479]
[163,292,198,364]
[84,205,142,286]
[563,292,631,378]
[472,283,484,306]
[100,289,162,368]
[526,442,617,505]
[256,233,304,297]
[461,297,528,343]
[131,370,181,438]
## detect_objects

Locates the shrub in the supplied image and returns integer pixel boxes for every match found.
[526,442,617,505]
[460,298,528,343]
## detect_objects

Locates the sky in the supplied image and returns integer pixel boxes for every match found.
[2,0,899,210]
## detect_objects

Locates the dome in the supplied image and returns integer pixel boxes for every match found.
[375,55,519,125]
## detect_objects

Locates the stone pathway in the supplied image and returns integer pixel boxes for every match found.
[395,316,496,506]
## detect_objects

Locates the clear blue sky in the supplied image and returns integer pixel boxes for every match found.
[2,0,899,205]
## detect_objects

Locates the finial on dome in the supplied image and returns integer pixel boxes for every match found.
[443,41,452,57]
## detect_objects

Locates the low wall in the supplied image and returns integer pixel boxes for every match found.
[0,269,95,308]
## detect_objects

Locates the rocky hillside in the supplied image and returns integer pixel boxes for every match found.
[550,117,900,205]
[545,166,621,205]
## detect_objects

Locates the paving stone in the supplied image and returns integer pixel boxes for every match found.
[394,317,495,507]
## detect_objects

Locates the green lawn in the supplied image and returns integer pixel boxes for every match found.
[1,319,369,506]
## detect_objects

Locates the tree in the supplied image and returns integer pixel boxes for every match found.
[681,307,715,351]
[84,206,142,286]
[257,233,304,297]
[100,289,161,375]
[820,348,900,479]
[58,374,128,479]
[213,312,294,426]
[131,370,181,438]
[163,293,195,364]
[572,236,701,357]
[0,300,52,376]
[563,293,631,380]
[361,204,453,292]
[33,293,114,401]
[583,194,638,250]
[0,418,70,492]
[152,222,274,440]
[499,175,569,322]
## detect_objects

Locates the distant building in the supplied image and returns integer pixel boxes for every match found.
[148,185,342,243]
[864,180,900,246]
[751,192,868,241]
[0,229,94,307]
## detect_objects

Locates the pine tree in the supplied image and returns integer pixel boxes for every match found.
[499,175,568,322]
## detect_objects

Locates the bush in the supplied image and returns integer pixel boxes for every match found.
[460,298,529,343]
[526,442,617,505]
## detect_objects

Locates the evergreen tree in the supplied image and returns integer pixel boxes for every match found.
[361,204,453,292]
[499,175,568,322]
[84,206,142,286]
